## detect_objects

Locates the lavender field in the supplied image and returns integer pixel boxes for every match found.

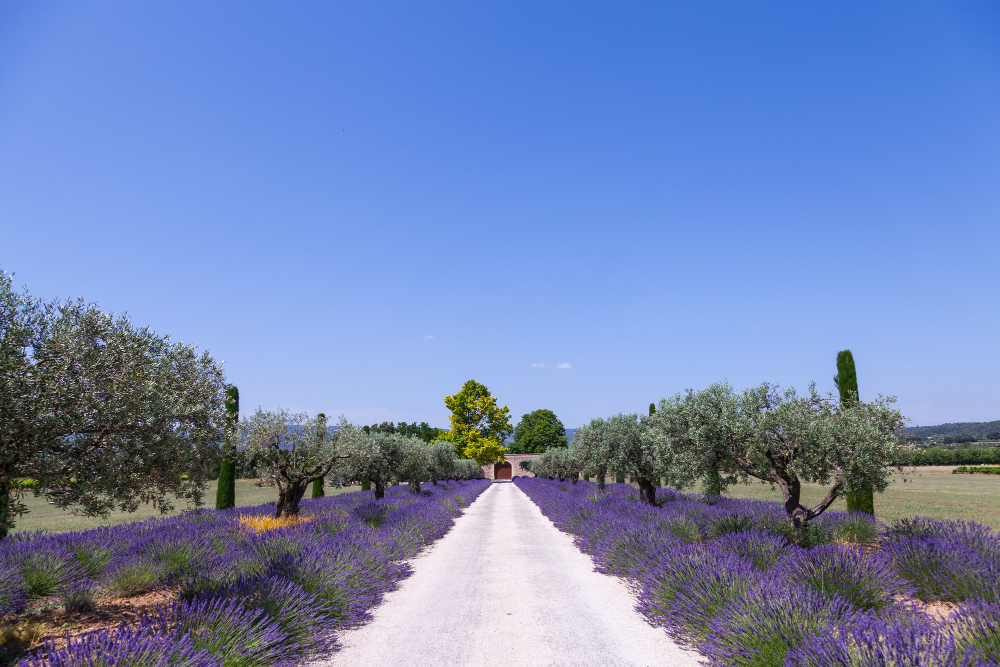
[515,477,1000,666]
[0,480,489,666]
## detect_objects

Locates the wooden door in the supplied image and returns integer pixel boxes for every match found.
[494,462,512,480]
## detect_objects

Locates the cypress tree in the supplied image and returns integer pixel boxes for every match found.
[649,402,656,416]
[837,350,874,515]
[615,472,625,484]
[311,413,327,498]
[215,385,238,510]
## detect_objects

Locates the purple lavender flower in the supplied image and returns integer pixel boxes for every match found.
[702,583,865,667]
[952,598,1000,663]
[710,529,790,571]
[785,543,915,613]
[786,616,984,667]
[636,543,777,643]
[11,478,490,666]
[0,560,28,615]
[19,623,220,667]
[882,536,1000,603]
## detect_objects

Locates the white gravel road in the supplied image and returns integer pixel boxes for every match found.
[312,481,702,667]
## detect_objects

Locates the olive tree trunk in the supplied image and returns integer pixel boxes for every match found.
[637,478,657,505]
[0,478,11,540]
[274,480,311,518]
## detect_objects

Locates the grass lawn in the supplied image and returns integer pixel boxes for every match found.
[12,479,357,535]
[716,466,1000,528]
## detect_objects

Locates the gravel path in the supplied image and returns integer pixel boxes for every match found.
[312,481,701,667]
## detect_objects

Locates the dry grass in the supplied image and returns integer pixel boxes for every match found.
[238,513,315,533]
[12,480,356,535]
[717,466,1000,528]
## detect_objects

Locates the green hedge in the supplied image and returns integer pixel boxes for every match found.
[953,466,1000,475]
[896,447,1000,467]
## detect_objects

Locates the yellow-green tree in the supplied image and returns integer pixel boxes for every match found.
[442,379,513,466]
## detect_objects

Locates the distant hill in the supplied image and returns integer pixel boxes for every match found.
[903,420,1000,440]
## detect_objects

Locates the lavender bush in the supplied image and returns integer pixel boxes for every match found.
[4,479,488,666]
[786,616,985,667]
[515,476,1000,666]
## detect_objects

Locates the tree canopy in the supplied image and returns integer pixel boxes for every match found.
[0,270,228,538]
[510,409,568,453]
[572,417,614,490]
[652,382,905,542]
[237,409,347,517]
[335,428,475,498]
[441,379,512,466]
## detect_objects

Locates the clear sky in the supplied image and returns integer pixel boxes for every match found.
[2,2,998,429]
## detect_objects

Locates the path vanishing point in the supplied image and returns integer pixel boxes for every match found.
[311,481,701,667]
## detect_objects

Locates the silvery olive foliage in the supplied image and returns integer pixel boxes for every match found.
[651,382,743,495]
[572,418,616,490]
[0,270,228,537]
[603,413,659,503]
[453,458,484,480]
[335,429,480,498]
[531,446,581,482]
[236,410,348,517]
[652,381,905,539]
[426,440,459,484]
[335,429,408,499]
[396,437,432,494]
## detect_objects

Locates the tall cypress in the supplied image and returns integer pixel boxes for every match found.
[837,350,874,515]
[649,403,656,416]
[311,413,327,498]
[215,385,238,510]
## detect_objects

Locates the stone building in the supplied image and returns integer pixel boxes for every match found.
[481,453,541,480]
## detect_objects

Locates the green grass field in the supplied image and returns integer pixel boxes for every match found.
[12,480,357,535]
[717,466,1000,528]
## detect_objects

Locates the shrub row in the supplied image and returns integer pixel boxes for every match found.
[896,447,1000,467]
[953,466,1000,475]
[1,480,489,665]
[515,477,1000,666]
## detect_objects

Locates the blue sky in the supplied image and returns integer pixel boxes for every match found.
[2,1,998,428]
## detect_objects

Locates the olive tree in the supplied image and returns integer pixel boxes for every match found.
[426,440,458,484]
[535,446,580,482]
[572,418,614,491]
[664,382,904,543]
[651,383,742,496]
[336,429,423,499]
[453,458,483,480]
[397,437,431,494]
[237,409,348,517]
[605,413,659,504]
[0,270,228,538]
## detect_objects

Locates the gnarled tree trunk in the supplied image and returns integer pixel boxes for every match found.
[637,477,657,505]
[275,480,310,518]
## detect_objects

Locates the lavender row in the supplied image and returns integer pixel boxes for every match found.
[514,477,1000,666]
[1,480,489,666]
